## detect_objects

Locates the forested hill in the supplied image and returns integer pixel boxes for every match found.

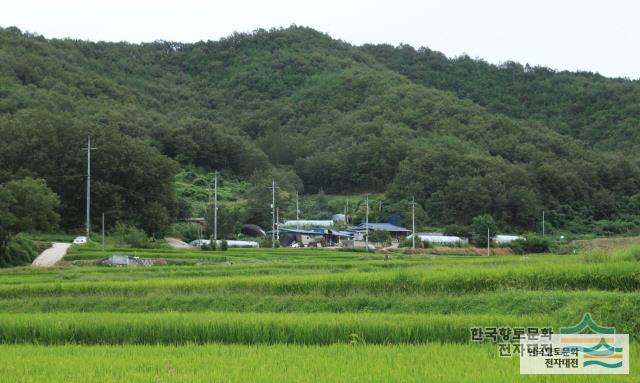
[1,25,640,235]
[361,44,640,149]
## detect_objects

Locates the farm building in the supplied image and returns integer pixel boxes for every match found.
[282,219,334,227]
[189,239,259,248]
[494,235,522,244]
[348,222,411,240]
[279,228,353,247]
[409,233,469,245]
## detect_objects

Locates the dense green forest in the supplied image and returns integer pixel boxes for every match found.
[362,44,640,149]
[1,25,640,236]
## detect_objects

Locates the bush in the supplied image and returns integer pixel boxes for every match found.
[220,240,228,251]
[258,238,279,248]
[509,235,552,254]
[0,236,43,267]
[111,223,152,248]
[471,215,497,247]
[168,223,201,242]
[368,231,391,244]
[399,237,431,248]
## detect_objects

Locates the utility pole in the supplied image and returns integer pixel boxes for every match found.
[214,173,218,242]
[365,194,369,252]
[276,207,280,242]
[487,227,490,256]
[83,135,97,237]
[345,198,349,224]
[296,190,300,230]
[101,212,105,252]
[411,197,416,249]
[269,179,277,248]
[542,210,545,237]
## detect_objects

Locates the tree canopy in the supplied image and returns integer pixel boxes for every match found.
[1,26,639,234]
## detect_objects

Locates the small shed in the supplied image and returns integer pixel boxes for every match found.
[104,255,131,267]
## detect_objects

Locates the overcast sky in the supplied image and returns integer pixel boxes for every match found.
[2,0,638,79]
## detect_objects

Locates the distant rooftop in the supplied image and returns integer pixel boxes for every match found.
[280,228,353,237]
[283,220,334,227]
[349,222,410,232]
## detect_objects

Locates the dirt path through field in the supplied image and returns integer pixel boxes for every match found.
[31,242,71,267]
[165,237,193,249]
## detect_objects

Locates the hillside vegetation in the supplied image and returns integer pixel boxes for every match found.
[1,26,640,235]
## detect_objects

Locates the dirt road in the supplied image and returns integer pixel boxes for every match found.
[31,242,71,267]
[165,237,193,249]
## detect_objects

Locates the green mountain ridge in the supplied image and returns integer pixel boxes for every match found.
[1,25,639,234]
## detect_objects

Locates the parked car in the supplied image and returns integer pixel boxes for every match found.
[73,236,88,244]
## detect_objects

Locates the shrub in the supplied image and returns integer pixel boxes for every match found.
[470,215,497,247]
[168,223,201,242]
[509,235,552,254]
[111,223,152,248]
[368,231,391,244]
[399,237,430,248]
[258,238,279,248]
[0,236,42,267]
[220,240,228,251]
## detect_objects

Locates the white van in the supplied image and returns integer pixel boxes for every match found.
[73,236,88,244]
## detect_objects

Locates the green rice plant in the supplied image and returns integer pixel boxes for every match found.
[0,343,637,383]
[0,290,636,326]
[0,312,553,345]
[0,262,637,301]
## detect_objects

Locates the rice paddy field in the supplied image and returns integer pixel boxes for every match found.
[0,245,638,382]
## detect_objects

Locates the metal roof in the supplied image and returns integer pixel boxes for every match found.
[348,222,410,232]
[280,228,353,237]
[409,234,468,244]
[494,235,522,244]
[282,220,334,227]
[280,228,328,235]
